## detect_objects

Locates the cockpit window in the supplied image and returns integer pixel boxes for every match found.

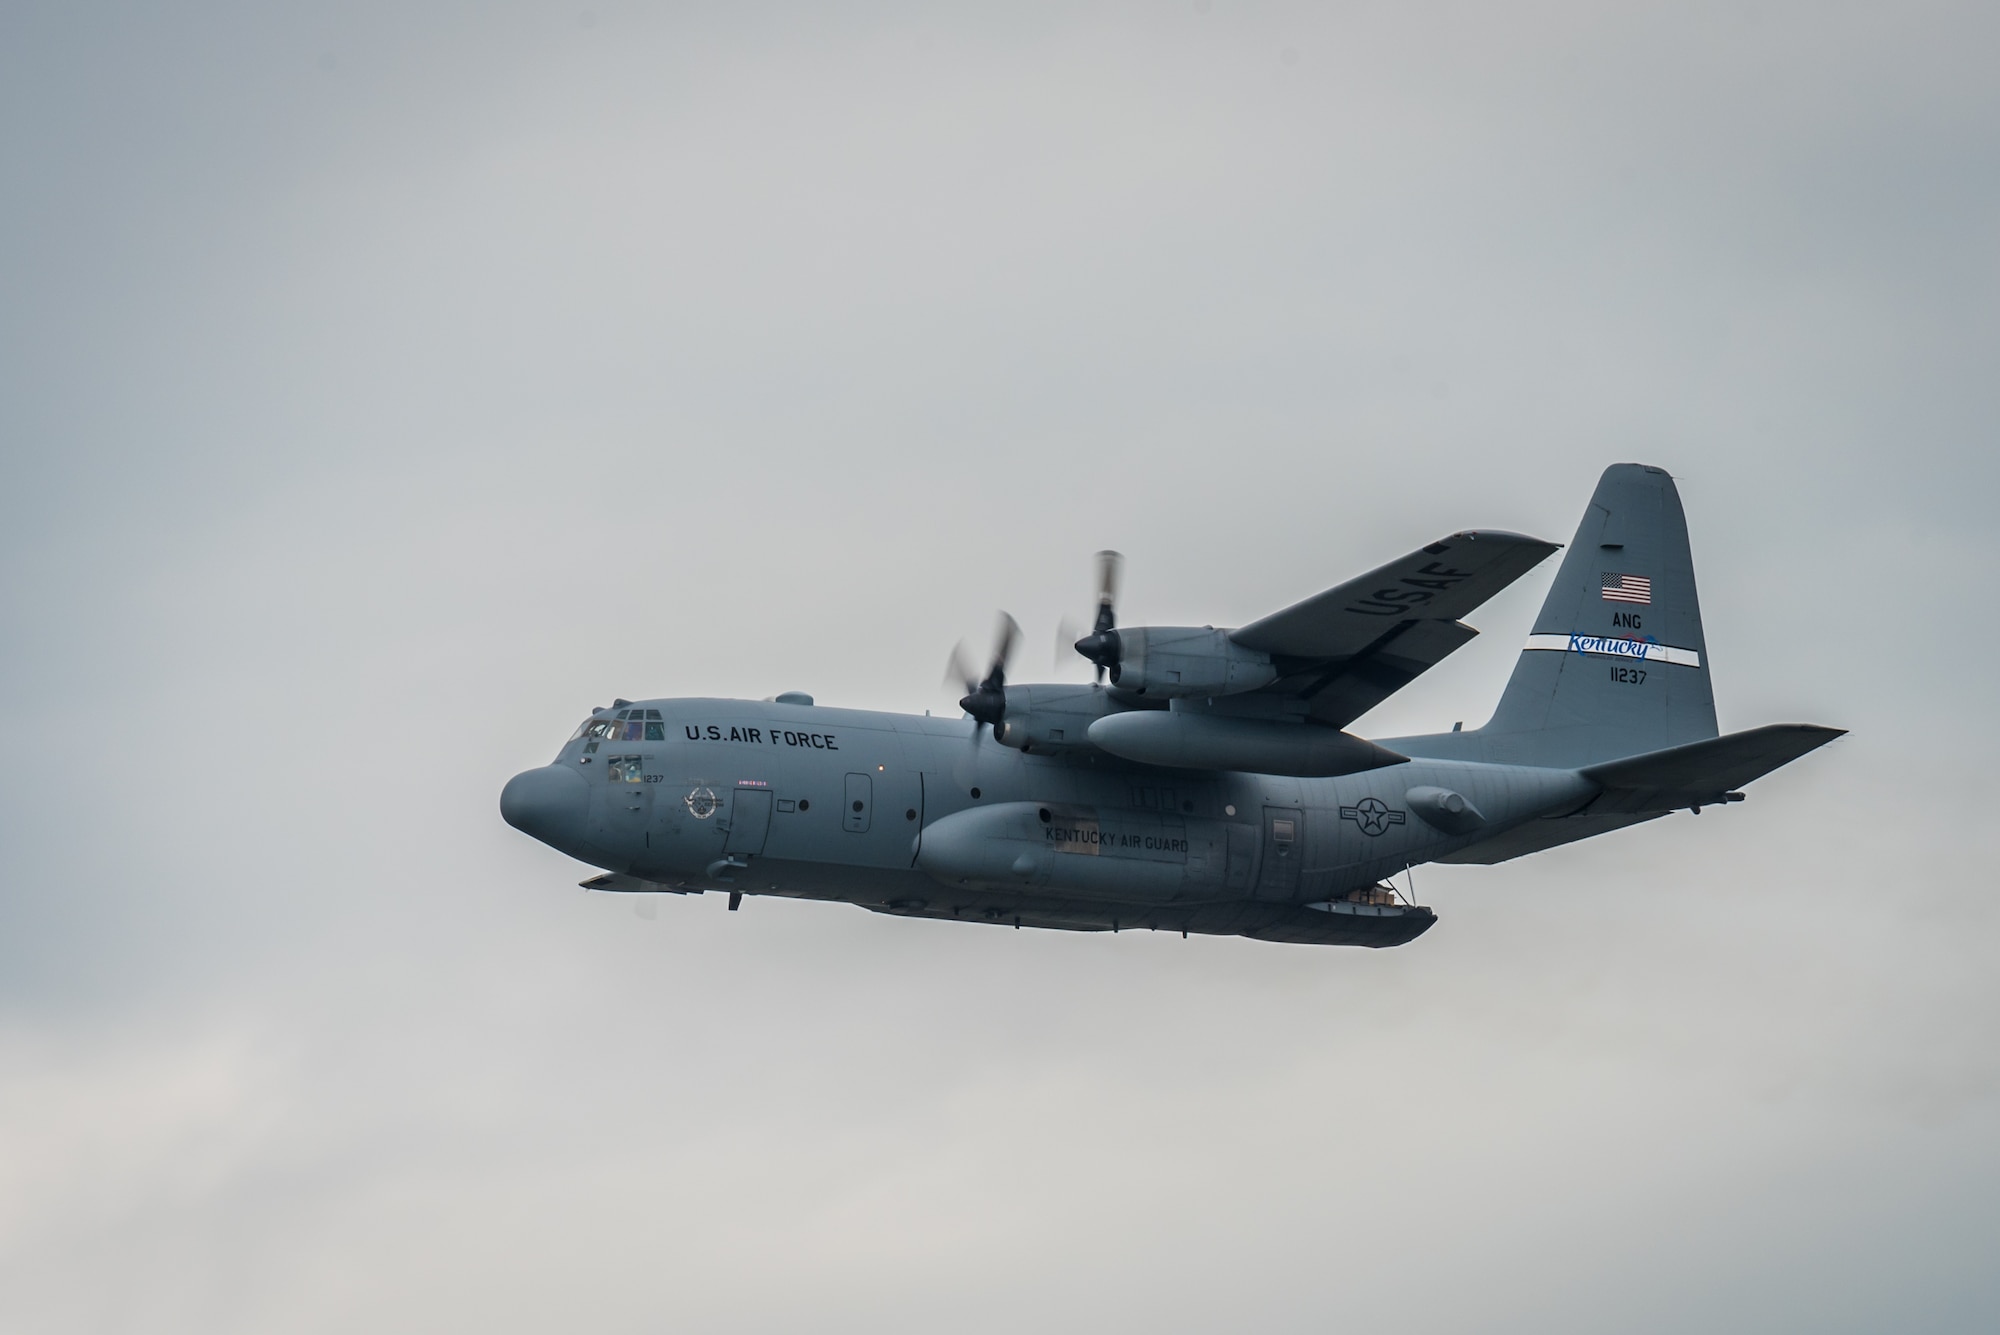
[571,708,666,743]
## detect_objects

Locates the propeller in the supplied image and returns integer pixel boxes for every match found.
[1071,549,1124,682]
[948,612,1020,738]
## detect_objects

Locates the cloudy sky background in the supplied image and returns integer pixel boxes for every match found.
[3,2,1996,1330]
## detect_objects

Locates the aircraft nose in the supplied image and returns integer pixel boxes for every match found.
[500,764,589,846]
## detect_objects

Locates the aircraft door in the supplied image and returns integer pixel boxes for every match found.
[723,786,774,856]
[1254,806,1303,900]
[843,773,872,832]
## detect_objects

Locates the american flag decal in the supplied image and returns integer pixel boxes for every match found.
[1601,572,1652,604]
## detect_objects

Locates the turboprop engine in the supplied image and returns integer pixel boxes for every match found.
[1091,626,1278,697]
[990,683,1163,754]
[1064,552,1276,700]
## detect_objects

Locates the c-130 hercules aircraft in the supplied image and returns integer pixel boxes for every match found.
[501,464,1840,948]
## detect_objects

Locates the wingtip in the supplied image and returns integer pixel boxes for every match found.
[1444,528,1563,557]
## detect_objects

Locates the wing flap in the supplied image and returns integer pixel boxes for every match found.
[1298,618,1480,728]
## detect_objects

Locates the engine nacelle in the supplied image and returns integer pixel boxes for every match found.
[992,683,1158,754]
[1112,627,1277,697]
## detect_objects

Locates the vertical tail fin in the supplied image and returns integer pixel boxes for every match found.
[1474,463,1718,768]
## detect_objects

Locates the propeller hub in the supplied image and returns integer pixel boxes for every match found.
[1074,629,1121,675]
[947,611,1020,735]
[960,688,1006,726]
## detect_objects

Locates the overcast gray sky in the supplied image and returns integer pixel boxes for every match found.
[3,3,1996,1331]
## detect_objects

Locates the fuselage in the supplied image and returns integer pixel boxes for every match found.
[498,466,1838,946]
[500,696,1597,947]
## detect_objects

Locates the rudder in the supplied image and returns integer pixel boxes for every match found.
[1472,463,1718,768]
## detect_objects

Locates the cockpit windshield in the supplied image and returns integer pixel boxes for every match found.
[571,707,667,743]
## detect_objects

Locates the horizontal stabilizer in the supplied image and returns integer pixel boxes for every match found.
[1581,724,1845,814]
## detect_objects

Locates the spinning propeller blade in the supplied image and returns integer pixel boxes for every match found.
[952,611,1019,738]
[945,642,982,697]
[1072,549,1124,682]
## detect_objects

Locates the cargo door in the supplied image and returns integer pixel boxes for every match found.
[723,785,774,856]
[843,772,873,832]
[1254,806,1303,900]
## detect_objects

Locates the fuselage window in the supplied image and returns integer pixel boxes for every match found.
[608,755,644,783]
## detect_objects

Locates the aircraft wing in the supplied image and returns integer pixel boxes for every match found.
[1230,530,1560,729]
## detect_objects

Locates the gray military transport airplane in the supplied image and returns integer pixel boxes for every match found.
[501,464,1840,948]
